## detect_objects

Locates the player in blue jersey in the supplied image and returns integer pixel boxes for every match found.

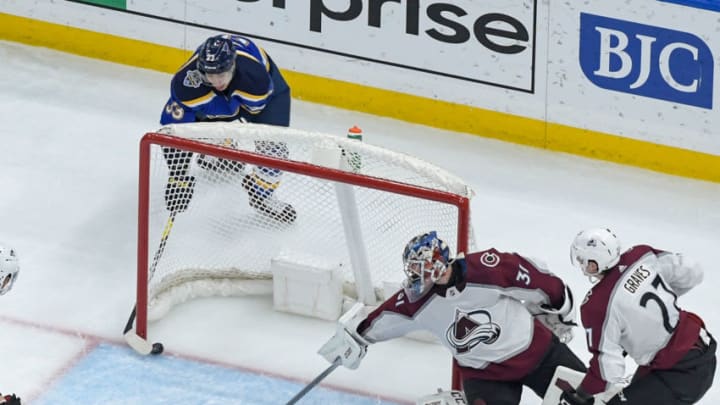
[0,244,22,405]
[160,34,295,223]
[160,34,290,126]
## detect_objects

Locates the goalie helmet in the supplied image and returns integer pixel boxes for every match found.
[570,228,621,278]
[401,231,451,302]
[196,35,236,74]
[0,244,19,295]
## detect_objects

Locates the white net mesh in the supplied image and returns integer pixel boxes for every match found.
[143,122,475,320]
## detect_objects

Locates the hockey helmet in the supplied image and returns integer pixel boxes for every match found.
[197,35,236,74]
[570,228,621,278]
[0,244,19,295]
[401,231,451,302]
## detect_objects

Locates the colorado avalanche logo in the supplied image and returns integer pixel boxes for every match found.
[480,252,500,268]
[446,309,501,353]
[183,70,205,88]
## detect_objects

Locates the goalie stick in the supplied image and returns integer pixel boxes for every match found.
[122,210,178,355]
[285,357,342,405]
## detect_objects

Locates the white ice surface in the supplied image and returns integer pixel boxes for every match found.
[0,40,717,403]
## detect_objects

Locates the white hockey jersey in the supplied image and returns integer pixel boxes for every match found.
[356,249,571,381]
[578,245,705,395]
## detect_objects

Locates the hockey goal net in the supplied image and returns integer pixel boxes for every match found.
[132,122,474,340]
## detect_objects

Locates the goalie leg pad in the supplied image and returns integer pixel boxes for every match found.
[542,366,585,405]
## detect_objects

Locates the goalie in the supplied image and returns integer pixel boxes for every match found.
[0,244,22,405]
[318,231,586,404]
[159,34,295,223]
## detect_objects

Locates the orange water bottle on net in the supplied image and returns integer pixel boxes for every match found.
[346,125,363,172]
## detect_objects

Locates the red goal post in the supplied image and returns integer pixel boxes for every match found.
[132,122,473,387]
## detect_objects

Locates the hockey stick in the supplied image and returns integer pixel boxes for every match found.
[285,357,342,405]
[123,210,178,355]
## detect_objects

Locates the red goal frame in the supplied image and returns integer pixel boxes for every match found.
[135,131,470,390]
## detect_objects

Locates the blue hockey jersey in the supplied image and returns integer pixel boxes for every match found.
[160,35,285,125]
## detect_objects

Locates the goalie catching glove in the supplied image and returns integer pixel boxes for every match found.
[534,286,578,343]
[318,303,370,370]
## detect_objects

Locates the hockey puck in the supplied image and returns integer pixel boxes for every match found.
[151,342,164,355]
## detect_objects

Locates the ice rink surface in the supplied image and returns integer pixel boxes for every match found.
[0,40,717,404]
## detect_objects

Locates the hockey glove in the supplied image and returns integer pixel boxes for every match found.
[164,175,196,213]
[0,394,21,405]
[318,328,367,370]
[560,387,594,405]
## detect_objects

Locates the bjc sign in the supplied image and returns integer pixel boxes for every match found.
[579,13,713,109]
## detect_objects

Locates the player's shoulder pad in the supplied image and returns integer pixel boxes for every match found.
[170,64,214,105]
[231,35,267,64]
[465,248,502,268]
[231,57,273,96]
[618,245,658,267]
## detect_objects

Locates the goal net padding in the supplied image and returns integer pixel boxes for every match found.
[134,122,474,337]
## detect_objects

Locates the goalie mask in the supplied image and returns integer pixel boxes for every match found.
[0,245,19,295]
[402,231,450,302]
[570,228,621,280]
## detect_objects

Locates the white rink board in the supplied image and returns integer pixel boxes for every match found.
[547,2,720,154]
[1,0,718,155]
